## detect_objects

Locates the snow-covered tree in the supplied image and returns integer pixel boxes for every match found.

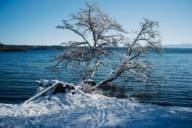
[53,3,161,87]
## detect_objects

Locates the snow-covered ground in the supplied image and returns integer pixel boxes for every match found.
[0,90,192,128]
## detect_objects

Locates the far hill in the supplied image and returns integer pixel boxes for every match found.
[0,43,63,52]
[164,43,192,48]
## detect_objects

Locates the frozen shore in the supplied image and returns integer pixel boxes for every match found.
[0,90,192,128]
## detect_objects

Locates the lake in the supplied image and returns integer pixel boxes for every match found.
[0,48,192,128]
[0,48,192,107]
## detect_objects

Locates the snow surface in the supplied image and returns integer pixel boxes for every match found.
[0,88,192,128]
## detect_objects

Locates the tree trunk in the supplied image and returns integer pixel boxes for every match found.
[98,74,120,86]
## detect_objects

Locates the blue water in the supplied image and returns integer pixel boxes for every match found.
[0,48,192,107]
[0,48,192,128]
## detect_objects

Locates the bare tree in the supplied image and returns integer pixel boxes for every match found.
[54,3,126,78]
[99,18,161,85]
[54,3,161,86]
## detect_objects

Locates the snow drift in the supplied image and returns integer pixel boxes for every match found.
[0,87,192,128]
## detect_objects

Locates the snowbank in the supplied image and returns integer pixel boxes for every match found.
[0,89,192,128]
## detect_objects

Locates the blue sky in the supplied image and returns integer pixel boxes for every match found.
[0,0,192,45]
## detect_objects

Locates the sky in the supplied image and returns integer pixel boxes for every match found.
[0,0,192,45]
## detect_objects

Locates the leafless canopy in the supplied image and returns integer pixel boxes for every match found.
[100,19,161,85]
[54,3,162,85]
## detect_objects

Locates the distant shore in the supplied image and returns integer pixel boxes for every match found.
[0,43,63,52]
[1,43,192,52]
